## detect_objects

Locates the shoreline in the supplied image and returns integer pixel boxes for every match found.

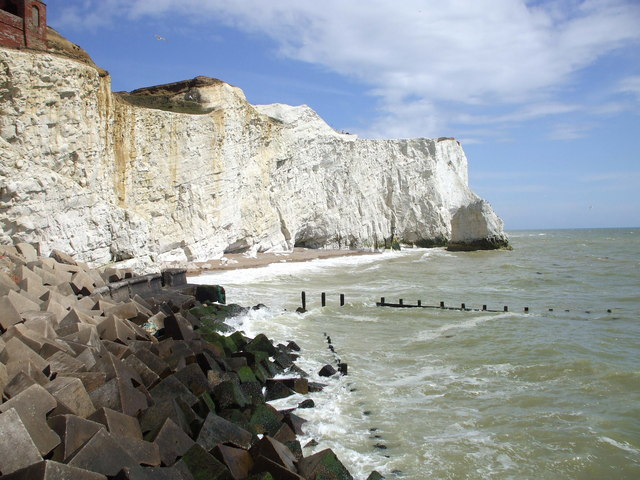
[185,247,380,275]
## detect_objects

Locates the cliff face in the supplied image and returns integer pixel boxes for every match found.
[0,47,508,269]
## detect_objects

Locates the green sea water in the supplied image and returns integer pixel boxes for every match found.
[193,228,640,479]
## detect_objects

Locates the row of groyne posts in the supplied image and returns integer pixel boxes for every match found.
[297,291,613,314]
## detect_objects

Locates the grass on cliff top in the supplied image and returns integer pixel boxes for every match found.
[116,93,215,115]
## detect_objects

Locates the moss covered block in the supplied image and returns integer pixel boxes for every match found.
[244,334,277,357]
[237,365,258,383]
[180,443,233,480]
[248,404,284,437]
[297,448,353,480]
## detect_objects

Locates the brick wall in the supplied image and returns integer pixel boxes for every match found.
[0,0,47,49]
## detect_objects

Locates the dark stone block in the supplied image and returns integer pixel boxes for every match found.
[286,341,301,352]
[67,428,139,476]
[296,448,353,480]
[0,460,107,479]
[134,348,172,379]
[161,269,187,288]
[150,375,199,407]
[0,384,59,456]
[297,399,315,409]
[163,314,196,341]
[249,404,284,437]
[48,414,104,463]
[212,380,250,410]
[88,407,142,440]
[244,334,277,357]
[140,397,202,438]
[195,285,226,304]
[213,444,254,480]
[265,380,295,402]
[180,443,233,480]
[44,376,96,418]
[111,465,189,480]
[0,408,42,475]
[173,362,209,397]
[282,413,307,436]
[124,354,161,389]
[251,456,304,480]
[116,436,162,467]
[318,364,337,377]
[267,378,308,395]
[240,381,265,405]
[272,423,297,445]
[249,436,297,473]
[197,412,253,451]
[149,417,195,467]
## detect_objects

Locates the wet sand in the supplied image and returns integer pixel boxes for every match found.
[186,248,379,275]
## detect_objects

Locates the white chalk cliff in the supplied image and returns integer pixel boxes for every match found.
[0,44,508,270]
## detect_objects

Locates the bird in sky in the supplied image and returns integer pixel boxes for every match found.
[154,34,166,41]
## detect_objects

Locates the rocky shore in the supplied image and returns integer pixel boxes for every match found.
[0,243,381,480]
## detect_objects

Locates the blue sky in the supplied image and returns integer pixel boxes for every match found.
[47,0,640,230]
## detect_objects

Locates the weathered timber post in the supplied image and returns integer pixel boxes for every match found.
[340,294,345,306]
[321,292,326,307]
[301,291,306,311]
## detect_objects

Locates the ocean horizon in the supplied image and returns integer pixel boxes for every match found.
[192,227,640,479]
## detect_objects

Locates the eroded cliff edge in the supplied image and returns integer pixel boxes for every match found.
[0,45,508,270]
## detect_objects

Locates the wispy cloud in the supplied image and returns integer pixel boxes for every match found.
[52,0,640,140]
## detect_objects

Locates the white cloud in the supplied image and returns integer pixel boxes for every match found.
[53,0,640,139]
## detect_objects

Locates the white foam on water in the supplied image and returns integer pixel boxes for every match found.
[599,436,640,455]
[412,312,509,342]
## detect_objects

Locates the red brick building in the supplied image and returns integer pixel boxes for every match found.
[0,0,47,50]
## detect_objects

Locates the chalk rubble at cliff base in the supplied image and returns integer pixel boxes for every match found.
[0,243,381,480]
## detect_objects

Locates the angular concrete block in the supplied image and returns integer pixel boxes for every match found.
[67,428,139,476]
[149,375,198,407]
[44,376,96,418]
[173,362,210,397]
[163,314,195,341]
[7,289,40,314]
[98,316,137,344]
[213,445,254,480]
[88,407,143,440]
[88,376,149,418]
[123,353,161,388]
[3,371,39,398]
[179,443,231,480]
[0,384,60,456]
[134,348,172,379]
[296,448,354,480]
[116,436,162,467]
[0,271,20,296]
[58,371,107,393]
[46,350,87,374]
[0,408,42,475]
[50,249,78,266]
[48,414,105,463]
[19,277,48,299]
[1,337,48,372]
[0,295,24,330]
[104,301,139,321]
[0,460,107,480]
[196,412,253,451]
[0,361,8,394]
[250,436,297,473]
[251,456,304,480]
[149,417,195,467]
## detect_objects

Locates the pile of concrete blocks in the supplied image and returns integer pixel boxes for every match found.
[0,243,367,480]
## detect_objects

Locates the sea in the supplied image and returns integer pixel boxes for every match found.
[192,228,640,480]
